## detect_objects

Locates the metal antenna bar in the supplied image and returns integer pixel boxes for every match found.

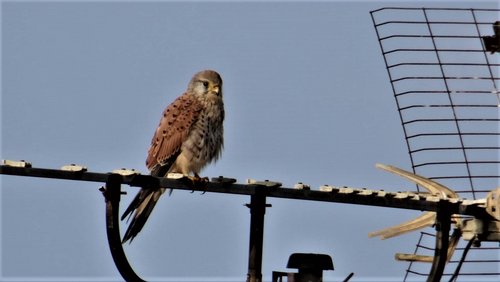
[0,164,488,217]
[371,7,500,281]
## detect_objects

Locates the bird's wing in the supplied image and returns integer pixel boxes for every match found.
[121,92,203,243]
[146,92,203,177]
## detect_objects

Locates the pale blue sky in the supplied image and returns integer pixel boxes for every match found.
[1,1,498,281]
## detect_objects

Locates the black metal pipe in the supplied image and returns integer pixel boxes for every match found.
[246,189,268,282]
[427,201,452,282]
[103,174,146,282]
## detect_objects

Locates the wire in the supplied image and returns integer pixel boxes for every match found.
[448,236,475,282]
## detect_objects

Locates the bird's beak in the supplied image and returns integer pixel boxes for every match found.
[211,85,221,96]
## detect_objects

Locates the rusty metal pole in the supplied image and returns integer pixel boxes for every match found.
[427,200,451,282]
[246,189,268,282]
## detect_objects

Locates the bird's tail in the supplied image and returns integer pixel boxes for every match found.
[121,187,166,244]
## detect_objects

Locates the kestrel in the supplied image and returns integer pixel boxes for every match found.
[121,70,224,243]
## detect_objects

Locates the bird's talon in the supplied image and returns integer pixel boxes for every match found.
[182,174,209,192]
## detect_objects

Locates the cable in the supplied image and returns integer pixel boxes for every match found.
[448,236,475,282]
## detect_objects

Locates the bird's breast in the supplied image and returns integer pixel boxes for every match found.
[178,99,224,174]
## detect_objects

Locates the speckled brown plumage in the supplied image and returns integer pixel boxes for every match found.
[121,70,224,243]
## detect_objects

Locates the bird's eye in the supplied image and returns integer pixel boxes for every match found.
[202,81,209,88]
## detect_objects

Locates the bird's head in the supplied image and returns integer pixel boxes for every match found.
[188,70,223,98]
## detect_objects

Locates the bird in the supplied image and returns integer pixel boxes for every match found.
[121,70,224,243]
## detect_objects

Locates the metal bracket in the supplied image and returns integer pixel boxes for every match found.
[101,174,145,282]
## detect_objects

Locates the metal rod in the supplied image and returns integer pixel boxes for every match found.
[0,165,488,217]
[246,189,269,282]
[343,272,355,282]
[371,7,499,13]
[427,201,452,282]
[103,174,146,282]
